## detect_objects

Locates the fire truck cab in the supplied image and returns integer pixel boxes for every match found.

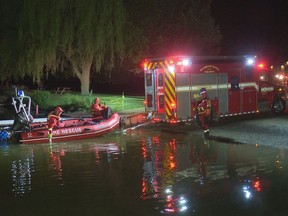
[143,56,287,123]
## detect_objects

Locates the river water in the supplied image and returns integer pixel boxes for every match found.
[0,126,288,216]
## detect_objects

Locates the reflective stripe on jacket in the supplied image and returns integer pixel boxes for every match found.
[197,99,211,117]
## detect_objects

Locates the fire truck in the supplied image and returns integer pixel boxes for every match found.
[143,56,287,123]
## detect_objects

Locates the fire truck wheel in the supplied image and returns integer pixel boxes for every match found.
[272,99,286,114]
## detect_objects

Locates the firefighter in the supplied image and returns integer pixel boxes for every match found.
[47,106,64,139]
[91,97,111,119]
[197,88,212,138]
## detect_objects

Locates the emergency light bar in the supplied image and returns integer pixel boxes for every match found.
[176,59,191,66]
[168,65,175,72]
[17,90,25,97]
[246,58,255,65]
[182,59,190,65]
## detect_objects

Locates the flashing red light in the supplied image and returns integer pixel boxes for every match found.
[258,63,264,68]
[143,62,148,69]
[169,120,177,124]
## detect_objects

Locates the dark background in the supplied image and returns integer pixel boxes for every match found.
[211,0,288,64]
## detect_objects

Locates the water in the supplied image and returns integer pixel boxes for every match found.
[0,127,288,216]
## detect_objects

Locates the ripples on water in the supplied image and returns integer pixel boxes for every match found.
[0,128,288,216]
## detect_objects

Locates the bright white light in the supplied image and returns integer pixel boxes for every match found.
[242,186,252,199]
[179,206,188,212]
[182,59,190,66]
[244,190,252,199]
[165,188,172,194]
[275,74,284,80]
[246,58,254,65]
[168,66,175,72]
[179,197,187,205]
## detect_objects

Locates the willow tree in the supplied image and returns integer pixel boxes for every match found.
[0,0,21,84]
[17,0,127,95]
[126,0,221,57]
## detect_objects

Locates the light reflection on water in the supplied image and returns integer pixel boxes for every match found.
[0,128,288,215]
[11,152,34,197]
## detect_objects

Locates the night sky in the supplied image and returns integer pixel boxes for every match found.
[211,0,288,64]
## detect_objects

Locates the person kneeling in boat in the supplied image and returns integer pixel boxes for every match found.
[91,97,111,119]
[47,107,65,137]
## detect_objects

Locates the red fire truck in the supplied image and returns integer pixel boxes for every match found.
[143,56,287,123]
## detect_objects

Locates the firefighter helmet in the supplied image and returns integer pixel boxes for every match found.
[200,88,208,96]
[55,106,63,115]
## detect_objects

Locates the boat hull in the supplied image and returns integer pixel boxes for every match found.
[19,113,121,144]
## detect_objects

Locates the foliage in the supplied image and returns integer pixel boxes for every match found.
[3,89,144,114]
[13,0,129,95]
[125,0,221,57]
[30,90,52,109]
[0,0,21,82]
[0,0,221,94]
[55,94,93,112]
[29,91,144,113]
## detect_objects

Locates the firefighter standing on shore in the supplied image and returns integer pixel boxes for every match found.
[197,88,212,138]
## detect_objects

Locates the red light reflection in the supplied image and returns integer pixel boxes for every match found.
[253,177,262,192]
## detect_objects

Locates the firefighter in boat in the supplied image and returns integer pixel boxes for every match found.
[47,106,64,139]
[91,97,111,119]
[197,88,212,138]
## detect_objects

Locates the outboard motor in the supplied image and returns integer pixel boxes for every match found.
[12,111,30,131]
[11,88,34,131]
[1,88,34,142]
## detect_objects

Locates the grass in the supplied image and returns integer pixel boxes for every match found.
[2,89,145,115]
[27,90,145,113]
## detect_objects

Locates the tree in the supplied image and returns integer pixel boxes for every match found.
[16,0,127,95]
[0,0,221,93]
[102,0,222,88]
[0,0,21,84]
[125,0,221,58]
